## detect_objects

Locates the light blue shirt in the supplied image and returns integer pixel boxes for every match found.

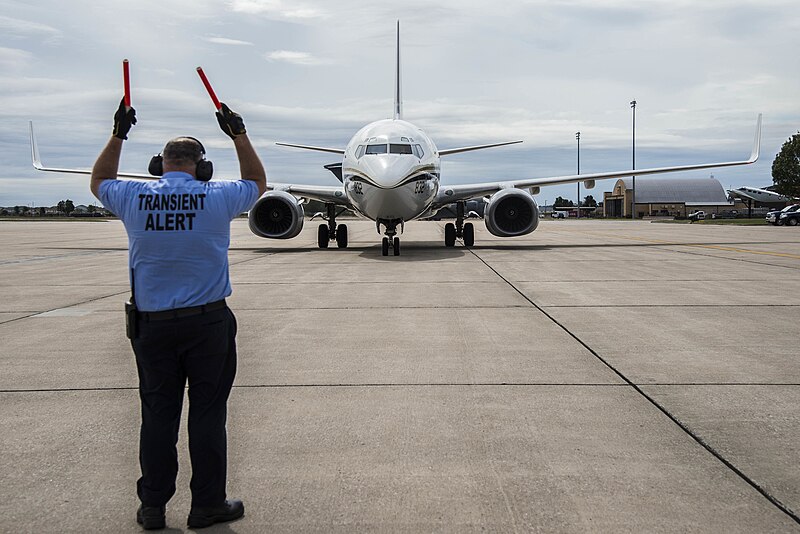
[100,172,259,311]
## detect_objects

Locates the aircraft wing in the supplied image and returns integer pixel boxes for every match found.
[275,142,346,155]
[433,115,761,208]
[267,182,351,207]
[439,140,522,156]
[30,122,155,179]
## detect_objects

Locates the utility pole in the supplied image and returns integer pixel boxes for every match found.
[576,131,581,219]
[630,100,636,219]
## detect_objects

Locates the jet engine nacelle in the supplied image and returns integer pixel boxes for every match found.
[248,190,305,239]
[484,188,539,237]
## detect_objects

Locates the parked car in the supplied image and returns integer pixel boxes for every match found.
[779,208,800,226]
[688,210,706,222]
[766,204,799,225]
[551,211,566,219]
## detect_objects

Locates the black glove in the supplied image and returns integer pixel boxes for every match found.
[113,98,137,140]
[216,102,246,139]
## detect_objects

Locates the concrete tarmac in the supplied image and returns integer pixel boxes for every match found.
[1,218,799,532]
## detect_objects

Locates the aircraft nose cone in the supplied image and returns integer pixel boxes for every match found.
[359,156,418,188]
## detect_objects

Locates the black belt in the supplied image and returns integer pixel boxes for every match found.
[139,299,227,321]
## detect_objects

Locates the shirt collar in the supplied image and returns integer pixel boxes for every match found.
[162,171,195,180]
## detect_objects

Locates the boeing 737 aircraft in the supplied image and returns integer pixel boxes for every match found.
[32,23,761,256]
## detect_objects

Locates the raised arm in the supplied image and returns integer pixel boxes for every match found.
[91,99,136,200]
[216,103,266,196]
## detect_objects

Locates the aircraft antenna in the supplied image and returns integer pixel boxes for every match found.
[393,20,403,120]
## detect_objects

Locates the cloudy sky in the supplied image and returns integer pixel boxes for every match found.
[1,0,798,207]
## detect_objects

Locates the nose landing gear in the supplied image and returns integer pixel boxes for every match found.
[378,219,403,256]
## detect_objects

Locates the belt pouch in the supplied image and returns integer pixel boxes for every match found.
[125,300,139,340]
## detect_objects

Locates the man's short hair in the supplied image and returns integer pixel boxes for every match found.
[162,137,204,165]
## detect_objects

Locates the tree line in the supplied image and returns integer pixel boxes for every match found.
[1,199,99,217]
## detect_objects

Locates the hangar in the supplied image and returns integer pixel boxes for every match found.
[603,176,733,218]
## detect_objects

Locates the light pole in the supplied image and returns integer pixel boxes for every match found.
[630,100,636,219]
[576,132,581,218]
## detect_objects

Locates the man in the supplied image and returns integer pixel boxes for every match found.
[92,98,266,530]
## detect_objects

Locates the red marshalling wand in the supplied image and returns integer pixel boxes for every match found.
[196,67,222,111]
[122,59,131,108]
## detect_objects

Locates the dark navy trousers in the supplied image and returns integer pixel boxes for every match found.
[132,306,237,508]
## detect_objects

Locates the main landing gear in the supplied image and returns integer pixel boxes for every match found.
[444,201,475,247]
[377,218,402,256]
[317,203,348,249]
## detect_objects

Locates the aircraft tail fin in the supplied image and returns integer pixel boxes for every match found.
[393,20,402,120]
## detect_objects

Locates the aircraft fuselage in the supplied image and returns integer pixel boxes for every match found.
[342,119,441,223]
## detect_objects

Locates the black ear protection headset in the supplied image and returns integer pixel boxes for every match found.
[148,137,214,181]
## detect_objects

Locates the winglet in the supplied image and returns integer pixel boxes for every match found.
[29,121,43,170]
[29,122,154,179]
[393,20,402,120]
[749,113,762,163]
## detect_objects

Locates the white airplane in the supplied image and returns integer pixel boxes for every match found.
[251,22,761,256]
[31,23,762,257]
[727,186,791,204]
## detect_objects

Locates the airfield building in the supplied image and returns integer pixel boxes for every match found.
[603,176,733,218]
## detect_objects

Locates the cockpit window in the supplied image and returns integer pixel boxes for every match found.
[389,144,413,155]
[413,144,424,158]
[365,144,388,155]
[355,145,365,158]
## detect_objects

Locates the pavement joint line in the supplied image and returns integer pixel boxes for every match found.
[0,253,271,323]
[0,289,131,326]
[0,244,269,268]
[0,384,629,394]
[540,304,800,308]
[232,281,515,285]
[230,277,800,284]
[0,305,533,314]
[663,248,800,272]
[576,231,800,261]
[236,306,534,310]
[0,249,123,266]
[504,279,800,284]
[540,230,800,272]
[467,246,800,526]
[3,383,799,394]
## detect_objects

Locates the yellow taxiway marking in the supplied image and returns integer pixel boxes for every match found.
[560,230,800,260]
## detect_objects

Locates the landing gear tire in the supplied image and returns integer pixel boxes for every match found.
[463,222,474,247]
[444,223,456,247]
[317,224,329,248]
[336,224,348,248]
[382,237,389,256]
[393,237,400,256]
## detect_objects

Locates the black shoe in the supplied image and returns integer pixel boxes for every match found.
[187,499,244,529]
[136,504,166,530]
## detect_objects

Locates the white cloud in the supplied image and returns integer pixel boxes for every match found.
[0,16,61,41]
[0,47,33,70]
[264,50,330,65]
[229,0,326,19]
[204,36,254,46]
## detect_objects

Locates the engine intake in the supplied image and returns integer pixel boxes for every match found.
[248,190,304,239]
[484,188,539,237]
